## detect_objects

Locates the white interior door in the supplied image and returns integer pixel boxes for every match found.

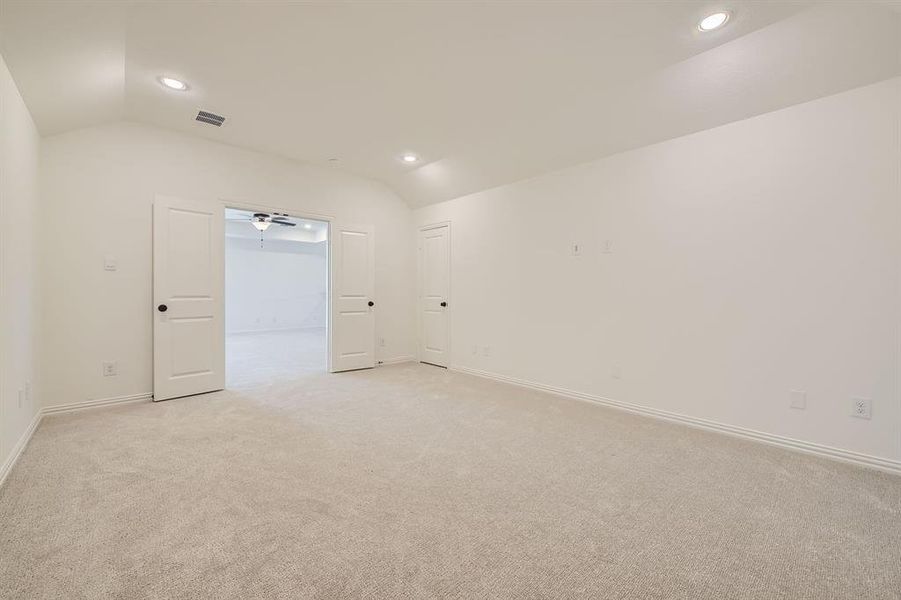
[419,224,450,367]
[153,195,225,401]
[330,224,375,372]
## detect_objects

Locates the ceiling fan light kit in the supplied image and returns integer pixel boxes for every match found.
[251,217,271,232]
[245,212,298,247]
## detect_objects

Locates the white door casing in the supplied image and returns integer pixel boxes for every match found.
[153,195,225,401]
[330,223,376,372]
[418,223,450,367]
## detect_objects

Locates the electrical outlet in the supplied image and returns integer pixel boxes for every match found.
[602,240,614,254]
[103,255,117,271]
[790,390,807,410]
[102,361,118,377]
[851,397,872,420]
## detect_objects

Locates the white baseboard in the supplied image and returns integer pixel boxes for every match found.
[0,392,153,489]
[378,356,415,366]
[452,365,901,476]
[42,392,152,415]
[0,409,42,488]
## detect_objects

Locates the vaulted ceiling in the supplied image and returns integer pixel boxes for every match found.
[1,1,899,207]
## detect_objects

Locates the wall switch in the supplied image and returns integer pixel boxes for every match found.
[611,366,622,380]
[471,345,478,355]
[851,397,872,420]
[379,337,386,347]
[102,361,118,377]
[103,255,117,271]
[482,346,491,357]
[571,243,582,256]
[790,390,807,410]
[602,240,614,254]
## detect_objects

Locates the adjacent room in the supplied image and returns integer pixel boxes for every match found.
[225,208,329,388]
[1,1,899,598]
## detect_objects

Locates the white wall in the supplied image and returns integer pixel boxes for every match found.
[0,54,40,469]
[225,237,327,334]
[39,121,414,407]
[415,77,901,463]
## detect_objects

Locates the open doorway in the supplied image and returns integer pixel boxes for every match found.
[224,208,329,388]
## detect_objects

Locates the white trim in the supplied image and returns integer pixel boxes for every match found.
[220,198,334,222]
[42,392,153,416]
[451,365,901,476]
[0,393,153,489]
[377,355,415,366]
[0,410,42,488]
[419,220,451,232]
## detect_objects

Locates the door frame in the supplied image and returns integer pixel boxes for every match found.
[220,199,335,373]
[417,221,452,367]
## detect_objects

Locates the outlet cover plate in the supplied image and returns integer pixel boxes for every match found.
[851,397,872,420]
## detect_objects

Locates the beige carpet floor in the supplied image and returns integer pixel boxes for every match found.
[1,363,900,599]
[226,328,327,388]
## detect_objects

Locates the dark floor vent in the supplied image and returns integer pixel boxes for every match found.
[196,110,226,127]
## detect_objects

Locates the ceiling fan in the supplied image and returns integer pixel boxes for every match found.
[225,211,298,247]
[248,212,296,231]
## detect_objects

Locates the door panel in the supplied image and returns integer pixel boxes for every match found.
[419,224,450,367]
[331,224,375,372]
[153,196,225,401]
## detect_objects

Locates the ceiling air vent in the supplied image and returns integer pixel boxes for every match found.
[196,110,226,127]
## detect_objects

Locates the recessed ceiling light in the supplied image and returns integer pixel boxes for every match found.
[401,154,419,163]
[303,223,312,230]
[699,11,730,31]
[159,76,188,91]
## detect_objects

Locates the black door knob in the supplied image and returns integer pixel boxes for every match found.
[368,301,374,307]
[158,304,168,312]
[440,301,447,307]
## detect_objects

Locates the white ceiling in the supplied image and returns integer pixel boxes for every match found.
[1,1,899,207]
